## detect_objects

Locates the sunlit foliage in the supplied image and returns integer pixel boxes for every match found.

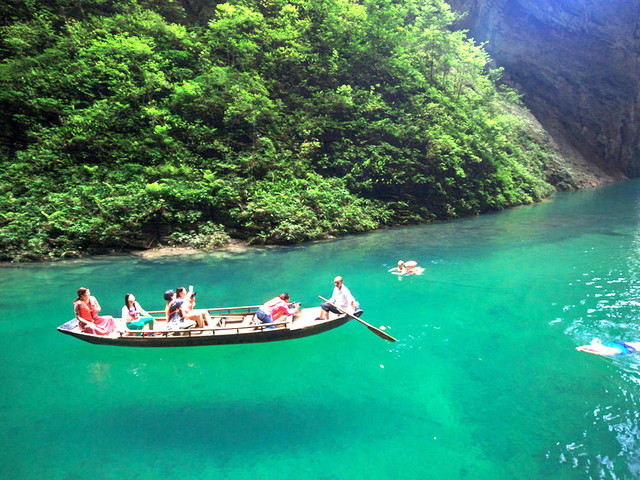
[0,0,555,260]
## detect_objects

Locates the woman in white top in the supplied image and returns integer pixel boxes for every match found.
[122,293,155,334]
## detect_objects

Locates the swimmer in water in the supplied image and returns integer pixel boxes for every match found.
[389,260,423,275]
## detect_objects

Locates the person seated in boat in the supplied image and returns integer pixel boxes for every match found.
[317,276,362,320]
[121,293,154,335]
[256,293,300,329]
[176,286,212,328]
[388,260,421,275]
[74,287,117,336]
[164,289,198,331]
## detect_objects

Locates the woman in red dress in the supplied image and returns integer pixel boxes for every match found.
[74,287,117,335]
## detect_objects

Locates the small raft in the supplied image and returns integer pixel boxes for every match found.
[57,305,350,347]
[576,339,640,356]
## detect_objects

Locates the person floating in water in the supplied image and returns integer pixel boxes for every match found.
[576,338,639,356]
[389,260,424,275]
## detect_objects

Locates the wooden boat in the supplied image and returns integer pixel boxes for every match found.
[57,305,351,347]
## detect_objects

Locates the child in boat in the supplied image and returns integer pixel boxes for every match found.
[74,287,117,336]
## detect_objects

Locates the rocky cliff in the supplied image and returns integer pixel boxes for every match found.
[447,0,640,186]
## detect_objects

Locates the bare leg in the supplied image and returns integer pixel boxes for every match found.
[186,312,204,328]
[192,309,212,327]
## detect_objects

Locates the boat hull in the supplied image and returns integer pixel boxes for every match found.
[57,308,351,347]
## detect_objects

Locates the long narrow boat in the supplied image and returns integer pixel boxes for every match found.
[57,305,350,347]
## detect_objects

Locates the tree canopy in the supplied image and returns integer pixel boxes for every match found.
[0,0,557,260]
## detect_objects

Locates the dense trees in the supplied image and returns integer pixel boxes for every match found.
[0,0,556,260]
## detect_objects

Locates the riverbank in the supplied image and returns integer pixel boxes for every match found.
[62,149,633,264]
[131,239,254,259]
[1,174,628,265]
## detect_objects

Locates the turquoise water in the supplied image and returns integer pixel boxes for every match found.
[3,180,640,479]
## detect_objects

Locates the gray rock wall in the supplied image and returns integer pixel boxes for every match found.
[448,0,640,179]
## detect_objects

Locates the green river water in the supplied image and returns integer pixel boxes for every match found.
[3,180,640,479]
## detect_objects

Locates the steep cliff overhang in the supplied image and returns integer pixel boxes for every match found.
[447,0,640,179]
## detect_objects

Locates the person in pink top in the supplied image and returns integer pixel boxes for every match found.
[256,293,300,329]
[74,287,117,336]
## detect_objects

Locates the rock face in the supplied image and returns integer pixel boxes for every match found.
[447,0,640,183]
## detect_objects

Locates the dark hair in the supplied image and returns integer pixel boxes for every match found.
[164,289,175,301]
[76,287,89,301]
[176,286,186,295]
[279,293,290,301]
[124,293,134,307]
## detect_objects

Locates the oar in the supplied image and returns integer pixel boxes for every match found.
[318,296,396,342]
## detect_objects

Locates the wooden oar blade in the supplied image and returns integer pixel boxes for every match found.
[367,325,397,342]
[318,295,397,342]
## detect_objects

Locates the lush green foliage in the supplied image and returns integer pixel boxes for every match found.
[0,0,556,261]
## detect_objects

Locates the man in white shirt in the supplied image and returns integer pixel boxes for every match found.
[318,276,356,320]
